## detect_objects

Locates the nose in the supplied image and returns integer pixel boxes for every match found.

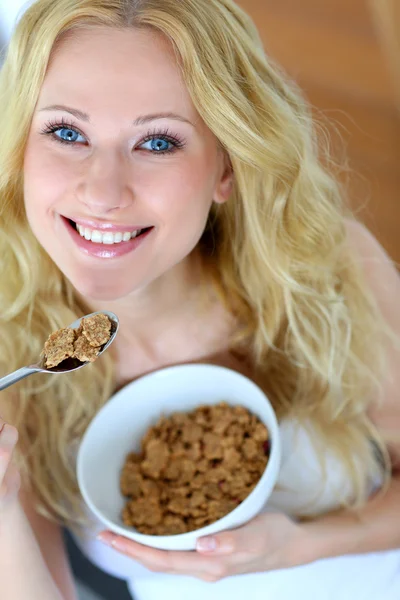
[77,149,134,215]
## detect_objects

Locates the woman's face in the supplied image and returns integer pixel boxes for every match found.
[24,27,231,301]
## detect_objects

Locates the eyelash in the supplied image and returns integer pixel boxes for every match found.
[39,118,186,155]
[141,127,186,154]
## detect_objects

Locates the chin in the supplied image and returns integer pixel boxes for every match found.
[68,273,139,302]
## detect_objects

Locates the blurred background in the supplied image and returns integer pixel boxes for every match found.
[0,0,399,262]
[240,0,400,264]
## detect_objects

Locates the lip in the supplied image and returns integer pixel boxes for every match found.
[63,215,151,233]
[62,216,153,259]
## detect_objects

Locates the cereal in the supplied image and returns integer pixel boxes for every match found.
[120,402,270,535]
[42,314,112,368]
[242,438,258,460]
[223,446,241,468]
[73,335,100,363]
[43,328,75,369]
[81,313,112,347]
[203,432,224,460]
[141,439,170,479]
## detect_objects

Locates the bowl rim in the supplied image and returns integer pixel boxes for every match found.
[77,363,281,545]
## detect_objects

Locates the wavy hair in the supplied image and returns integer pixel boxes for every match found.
[0,0,393,524]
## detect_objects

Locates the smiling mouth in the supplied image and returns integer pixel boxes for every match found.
[68,219,153,245]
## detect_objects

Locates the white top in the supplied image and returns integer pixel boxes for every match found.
[72,420,400,600]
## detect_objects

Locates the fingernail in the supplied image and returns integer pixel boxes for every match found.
[97,534,113,547]
[111,539,123,550]
[196,537,217,552]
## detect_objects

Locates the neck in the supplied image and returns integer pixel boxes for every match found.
[82,251,210,341]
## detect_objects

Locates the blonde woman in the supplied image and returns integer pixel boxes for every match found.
[0,1,399,599]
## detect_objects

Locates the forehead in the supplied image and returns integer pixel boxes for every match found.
[37,26,194,119]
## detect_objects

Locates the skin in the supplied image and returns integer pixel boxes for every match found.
[24,27,233,304]
[1,26,400,597]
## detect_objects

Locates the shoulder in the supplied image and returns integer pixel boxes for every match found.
[346,220,400,464]
[345,219,396,270]
[345,219,400,318]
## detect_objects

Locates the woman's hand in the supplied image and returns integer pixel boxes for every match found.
[98,512,312,582]
[0,419,20,512]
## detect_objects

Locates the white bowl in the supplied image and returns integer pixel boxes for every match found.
[77,364,281,551]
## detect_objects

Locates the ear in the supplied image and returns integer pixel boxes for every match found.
[213,154,233,205]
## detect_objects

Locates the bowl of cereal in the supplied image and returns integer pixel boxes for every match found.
[77,364,281,551]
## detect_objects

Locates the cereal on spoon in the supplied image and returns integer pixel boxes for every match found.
[43,313,112,368]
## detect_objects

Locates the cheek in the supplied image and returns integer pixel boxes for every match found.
[148,157,217,223]
[148,164,215,263]
[24,142,73,219]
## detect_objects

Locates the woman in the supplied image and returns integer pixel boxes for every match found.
[0,0,399,599]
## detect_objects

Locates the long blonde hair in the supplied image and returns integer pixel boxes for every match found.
[0,0,392,524]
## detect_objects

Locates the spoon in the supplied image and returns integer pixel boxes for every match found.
[0,311,119,391]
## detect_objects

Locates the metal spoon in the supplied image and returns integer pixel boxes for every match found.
[0,311,119,391]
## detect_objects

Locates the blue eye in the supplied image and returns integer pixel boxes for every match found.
[55,128,86,144]
[40,119,87,146]
[140,137,174,153]
[41,120,185,154]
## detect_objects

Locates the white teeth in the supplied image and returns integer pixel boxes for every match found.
[91,230,103,243]
[102,232,115,245]
[75,222,145,244]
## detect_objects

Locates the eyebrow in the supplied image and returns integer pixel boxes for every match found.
[39,105,195,127]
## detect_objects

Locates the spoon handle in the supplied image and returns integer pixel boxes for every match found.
[0,367,38,391]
